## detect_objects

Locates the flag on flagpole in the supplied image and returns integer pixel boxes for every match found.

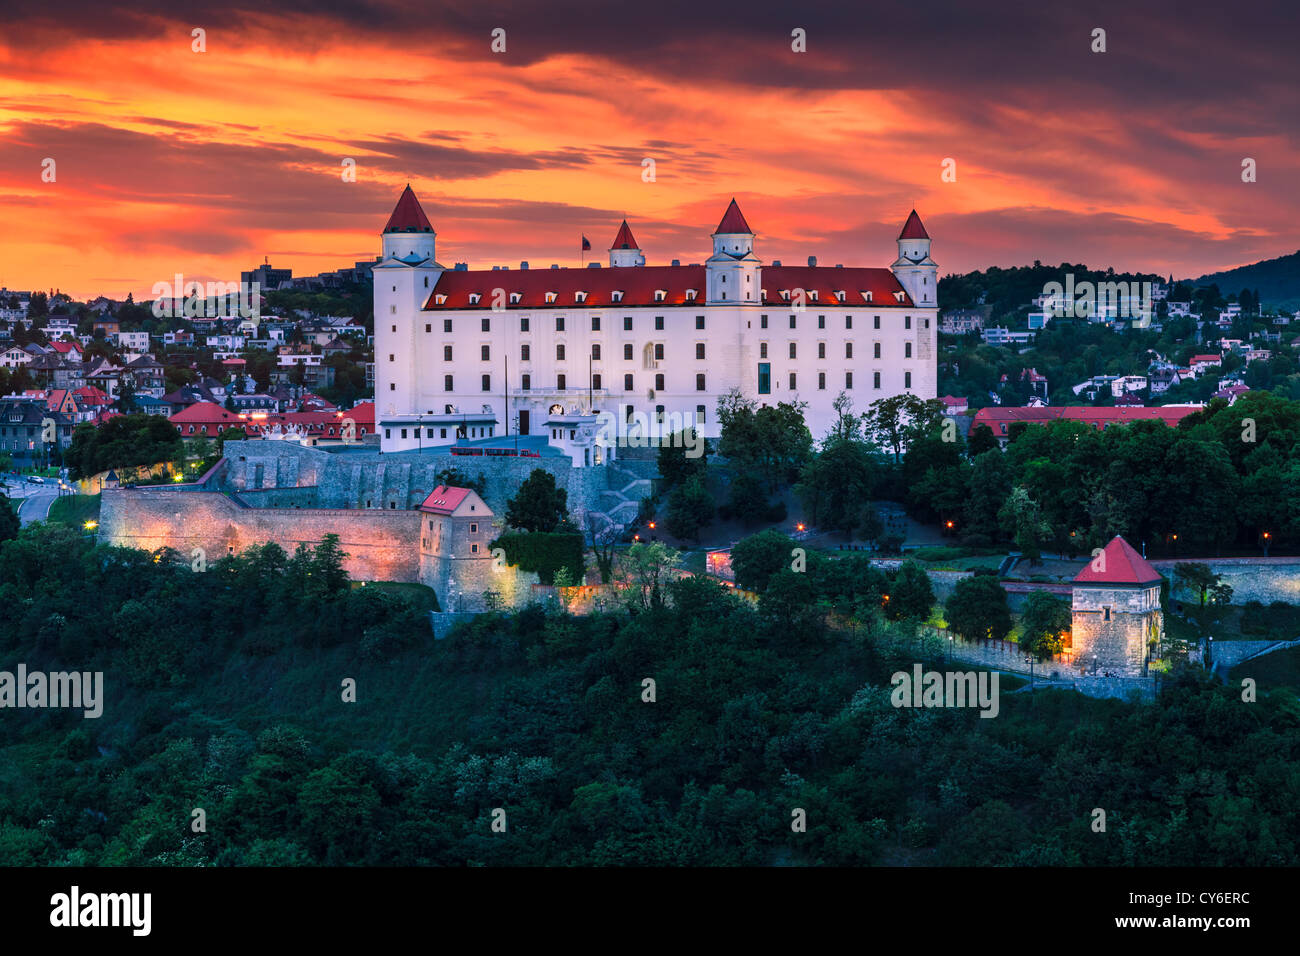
[581,235,591,251]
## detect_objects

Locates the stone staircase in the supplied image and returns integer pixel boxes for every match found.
[586,463,654,535]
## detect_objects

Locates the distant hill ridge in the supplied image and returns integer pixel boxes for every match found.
[1191,249,1300,311]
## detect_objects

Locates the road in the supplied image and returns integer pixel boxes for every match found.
[2,475,64,526]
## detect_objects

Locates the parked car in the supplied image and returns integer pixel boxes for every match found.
[27,476,45,484]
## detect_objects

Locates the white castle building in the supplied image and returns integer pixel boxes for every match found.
[373,186,937,452]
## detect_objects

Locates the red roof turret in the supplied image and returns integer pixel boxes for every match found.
[610,220,639,250]
[1073,536,1162,585]
[713,198,753,235]
[898,209,929,240]
[384,184,434,233]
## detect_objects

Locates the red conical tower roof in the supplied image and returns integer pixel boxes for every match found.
[1073,536,1163,585]
[898,209,929,240]
[384,184,434,233]
[610,220,639,250]
[713,198,753,235]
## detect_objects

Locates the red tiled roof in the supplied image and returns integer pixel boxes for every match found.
[1074,536,1162,585]
[48,341,83,354]
[898,209,930,240]
[971,405,1198,435]
[610,220,639,250]
[383,185,434,234]
[420,264,911,310]
[714,198,752,235]
[418,484,470,515]
[1190,354,1221,363]
[167,401,374,438]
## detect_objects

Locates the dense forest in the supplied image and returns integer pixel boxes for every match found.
[1,522,1297,866]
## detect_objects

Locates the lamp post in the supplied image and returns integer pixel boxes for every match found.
[1024,655,1035,694]
[1261,531,1272,557]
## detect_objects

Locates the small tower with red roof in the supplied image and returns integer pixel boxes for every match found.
[891,209,937,309]
[608,220,645,268]
[1069,535,1165,676]
[706,198,760,304]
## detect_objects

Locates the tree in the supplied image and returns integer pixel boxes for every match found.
[886,560,935,621]
[1173,562,1218,607]
[945,575,1012,642]
[0,495,19,544]
[967,424,999,457]
[664,474,714,542]
[730,529,795,592]
[796,437,878,536]
[657,428,708,488]
[620,541,680,611]
[504,468,569,533]
[1018,590,1071,658]
[998,486,1052,566]
[863,394,945,463]
[582,511,619,584]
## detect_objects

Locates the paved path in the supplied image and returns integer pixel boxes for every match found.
[17,487,60,526]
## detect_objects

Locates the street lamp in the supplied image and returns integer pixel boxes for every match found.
[1024,655,1036,693]
[1261,531,1272,556]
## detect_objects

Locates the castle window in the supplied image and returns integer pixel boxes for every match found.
[481,345,491,361]
[695,315,705,330]
[654,344,664,361]
[818,342,825,359]
[654,291,666,302]
[557,374,566,390]
[655,373,665,390]
[444,346,453,361]
[469,294,481,305]
[655,316,664,331]
[846,371,854,389]
[760,342,767,359]
[761,314,768,329]
[546,292,557,304]
[575,292,587,304]
[789,372,796,389]
[426,324,431,333]
[591,316,601,331]
[482,375,491,391]
[846,343,853,359]
[818,372,826,390]
[905,342,912,358]
[696,373,706,391]
[790,314,797,329]
[789,342,797,359]
[905,315,912,329]
[556,316,565,331]
[481,317,490,331]
[905,371,912,388]
[444,319,453,332]
[520,317,530,332]
[873,315,880,329]
[624,373,633,390]
[624,316,633,330]
[593,373,602,390]
[521,344,530,361]
[591,344,601,360]
[612,291,623,303]
[874,371,881,389]
[624,344,633,360]
[522,374,531,391]
[874,342,881,359]
[696,343,705,360]
[696,404,706,424]
[556,344,566,361]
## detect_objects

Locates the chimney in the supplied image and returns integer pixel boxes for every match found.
[807,256,817,267]
[520,261,529,270]
[772,259,782,267]
[671,259,680,267]
[550,264,560,269]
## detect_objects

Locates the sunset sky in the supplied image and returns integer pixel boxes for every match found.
[2,0,1297,300]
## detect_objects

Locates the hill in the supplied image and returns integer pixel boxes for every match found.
[1191,250,1300,311]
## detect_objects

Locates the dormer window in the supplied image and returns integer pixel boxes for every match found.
[575,291,588,304]
[780,290,791,301]
[808,290,819,302]
[509,292,522,304]
[894,291,906,303]
[468,293,481,305]
[685,289,697,301]
[835,290,846,303]
[611,290,623,303]
[862,291,873,303]
[545,291,557,303]
[654,290,666,302]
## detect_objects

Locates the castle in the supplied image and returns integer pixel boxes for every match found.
[374,187,938,450]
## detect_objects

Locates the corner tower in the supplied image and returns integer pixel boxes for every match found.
[891,209,936,309]
[1069,535,1165,676]
[374,186,444,450]
[706,198,760,304]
